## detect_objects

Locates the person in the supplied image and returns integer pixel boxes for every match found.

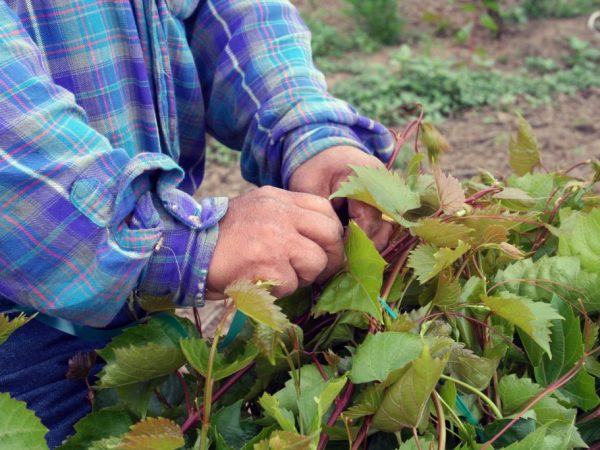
[0,0,393,446]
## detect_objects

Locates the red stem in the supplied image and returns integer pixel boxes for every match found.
[316,381,355,450]
[351,416,373,450]
[464,186,502,204]
[180,362,255,434]
[481,358,587,449]
[176,370,192,416]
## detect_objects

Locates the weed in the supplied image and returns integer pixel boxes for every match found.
[343,0,404,45]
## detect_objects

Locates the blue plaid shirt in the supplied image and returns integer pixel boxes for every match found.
[0,0,393,327]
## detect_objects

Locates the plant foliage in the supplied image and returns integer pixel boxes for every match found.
[1,116,599,449]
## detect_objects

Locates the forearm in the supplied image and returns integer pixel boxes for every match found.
[189,0,394,187]
[0,3,226,326]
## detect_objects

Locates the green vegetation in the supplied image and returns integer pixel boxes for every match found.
[304,18,379,58]
[3,116,600,449]
[330,39,600,124]
[343,0,404,45]
[520,0,600,18]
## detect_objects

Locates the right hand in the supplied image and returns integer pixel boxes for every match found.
[205,186,346,299]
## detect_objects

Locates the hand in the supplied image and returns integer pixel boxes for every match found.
[288,146,393,251]
[206,186,345,298]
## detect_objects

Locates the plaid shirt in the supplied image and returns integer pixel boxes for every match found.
[0,0,393,327]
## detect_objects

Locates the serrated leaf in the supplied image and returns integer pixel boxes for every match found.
[493,187,536,211]
[330,165,420,223]
[508,114,541,176]
[501,423,549,450]
[225,281,290,333]
[316,221,385,322]
[433,167,466,214]
[259,394,296,433]
[213,400,260,449]
[432,270,461,307]
[447,345,500,391]
[420,122,450,162]
[0,313,33,345]
[408,241,471,284]
[484,418,536,449]
[498,375,586,448]
[180,338,258,381]
[483,294,562,357]
[116,380,161,419]
[494,255,600,312]
[118,418,183,450]
[97,342,186,388]
[558,208,600,273]
[0,392,48,450]
[350,332,423,383]
[412,218,474,247]
[534,296,600,411]
[253,431,313,450]
[344,384,384,419]
[96,315,194,373]
[58,409,132,450]
[372,346,448,431]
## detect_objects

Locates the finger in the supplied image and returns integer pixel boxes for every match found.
[291,208,345,274]
[371,220,394,252]
[348,200,383,238]
[262,186,341,224]
[287,236,330,286]
[256,262,299,298]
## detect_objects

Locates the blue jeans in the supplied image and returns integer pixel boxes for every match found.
[0,298,109,448]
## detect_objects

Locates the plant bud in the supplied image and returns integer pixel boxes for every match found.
[420,122,451,163]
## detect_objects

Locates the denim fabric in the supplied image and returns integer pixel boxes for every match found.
[0,297,109,448]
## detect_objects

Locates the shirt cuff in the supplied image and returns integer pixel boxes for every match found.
[134,191,228,308]
[281,121,394,189]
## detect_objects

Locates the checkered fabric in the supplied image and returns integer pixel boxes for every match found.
[0,0,393,326]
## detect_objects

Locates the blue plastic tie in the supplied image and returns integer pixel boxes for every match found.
[378,297,398,320]
[218,310,248,350]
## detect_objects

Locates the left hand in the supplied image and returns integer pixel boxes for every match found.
[288,146,393,251]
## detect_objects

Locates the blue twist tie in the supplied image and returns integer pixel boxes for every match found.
[378,297,398,320]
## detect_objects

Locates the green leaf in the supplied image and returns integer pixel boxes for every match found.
[253,431,313,450]
[259,393,296,433]
[484,418,536,449]
[118,418,184,450]
[225,281,291,333]
[508,114,541,176]
[408,241,471,284]
[447,346,500,391]
[57,409,132,450]
[420,122,450,162]
[493,187,536,211]
[350,332,423,383]
[344,384,385,419]
[494,255,600,312]
[433,167,466,215]
[316,221,385,322]
[479,14,499,32]
[0,313,33,345]
[95,315,194,388]
[412,218,474,248]
[372,345,448,431]
[501,424,549,450]
[558,208,600,273]
[97,342,186,388]
[116,380,161,419]
[330,165,420,223]
[212,400,260,449]
[272,365,345,436]
[483,294,562,357]
[432,270,461,307]
[0,392,48,450]
[180,338,258,381]
[498,375,586,448]
[534,296,600,411]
